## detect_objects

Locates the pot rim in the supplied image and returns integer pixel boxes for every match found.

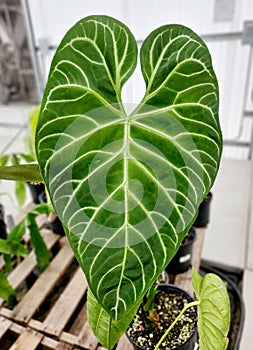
[126,284,198,350]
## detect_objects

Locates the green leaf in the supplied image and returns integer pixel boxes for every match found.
[11,154,20,166]
[0,155,9,166]
[87,289,141,349]
[3,254,12,273]
[0,238,28,256]
[0,164,43,182]
[24,106,40,160]
[29,203,52,216]
[27,212,51,271]
[192,267,230,350]
[8,219,26,242]
[36,14,222,334]
[15,181,26,207]
[0,272,16,307]
[20,153,35,163]
[143,283,157,314]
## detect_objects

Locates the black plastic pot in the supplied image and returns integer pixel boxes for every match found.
[126,284,198,350]
[26,182,45,204]
[0,203,7,239]
[165,227,196,275]
[38,191,65,236]
[193,192,212,227]
[48,215,65,236]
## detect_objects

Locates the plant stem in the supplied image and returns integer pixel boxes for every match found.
[154,300,200,350]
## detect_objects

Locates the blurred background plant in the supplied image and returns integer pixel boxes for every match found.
[0,106,40,208]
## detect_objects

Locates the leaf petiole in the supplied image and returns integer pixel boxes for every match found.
[154,300,200,350]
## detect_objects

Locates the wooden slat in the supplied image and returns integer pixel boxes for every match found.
[117,334,133,350]
[9,322,60,349]
[42,267,88,336]
[77,321,98,350]
[69,302,87,335]
[12,202,35,224]
[9,328,43,350]
[55,342,75,350]
[0,315,12,339]
[8,229,59,288]
[0,255,5,270]
[11,237,75,323]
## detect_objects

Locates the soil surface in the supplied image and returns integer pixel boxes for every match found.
[127,290,197,349]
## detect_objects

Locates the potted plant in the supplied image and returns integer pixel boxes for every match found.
[193,192,213,227]
[127,283,198,350]
[126,267,230,350]
[0,15,230,349]
[165,227,196,275]
[0,106,45,206]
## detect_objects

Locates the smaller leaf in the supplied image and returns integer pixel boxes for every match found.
[192,266,203,300]
[143,283,157,315]
[11,154,20,166]
[28,105,40,158]
[0,155,9,166]
[192,267,230,350]
[29,203,51,216]
[20,153,35,163]
[3,254,12,273]
[8,219,26,242]
[0,272,16,307]
[15,181,26,207]
[0,164,43,182]
[26,213,50,271]
[0,238,28,256]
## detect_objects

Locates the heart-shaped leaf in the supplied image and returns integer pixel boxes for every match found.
[36,14,222,329]
[192,267,230,350]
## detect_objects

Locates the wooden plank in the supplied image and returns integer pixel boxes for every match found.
[117,334,133,350]
[9,328,43,350]
[11,237,75,323]
[9,322,60,349]
[42,267,88,336]
[69,302,87,335]
[76,321,98,350]
[12,202,35,224]
[55,342,75,350]
[8,229,59,288]
[0,255,5,270]
[0,315,12,339]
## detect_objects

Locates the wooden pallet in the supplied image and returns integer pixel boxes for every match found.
[0,208,205,350]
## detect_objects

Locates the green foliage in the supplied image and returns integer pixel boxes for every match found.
[24,106,41,161]
[0,204,51,305]
[0,272,16,307]
[88,289,140,349]
[0,106,41,207]
[0,164,43,183]
[143,283,158,316]
[36,15,223,348]
[192,267,230,350]
[26,204,52,271]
